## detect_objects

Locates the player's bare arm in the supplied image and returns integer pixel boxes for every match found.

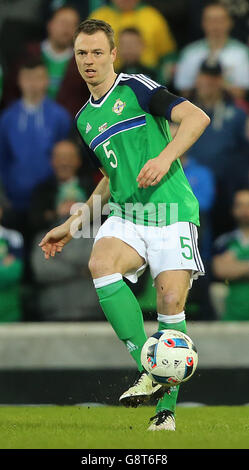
[137,101,210,188]
[39,169,110,259]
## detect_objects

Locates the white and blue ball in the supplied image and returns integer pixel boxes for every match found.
[141,329,198,386]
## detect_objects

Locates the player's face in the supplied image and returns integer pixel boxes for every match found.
[202,6,232,39]
[74,31,116,86]
[233,191,249,227]
[18,66,49,100]
[48,9,80,49]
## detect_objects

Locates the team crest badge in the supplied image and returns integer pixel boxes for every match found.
[112,99,126,115]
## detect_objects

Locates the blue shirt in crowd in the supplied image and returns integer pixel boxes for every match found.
[183,156,215,212]
[189,100,248,180]
[0,97,71,211]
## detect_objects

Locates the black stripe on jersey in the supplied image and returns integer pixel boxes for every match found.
[189,223,204,273]
[148,88,186,121]
[119,73,186,119]
[137,74,159,89]
[75,126,102,170]
[137,74,161,89]
[120,73,159,91]
[192,223,205,272]
[75,98,90,120]
[74,104,102,170]
[189,222,202,271]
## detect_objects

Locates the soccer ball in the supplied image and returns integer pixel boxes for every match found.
[141,329,198,386]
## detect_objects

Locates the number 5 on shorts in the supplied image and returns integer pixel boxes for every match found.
[180,236,193,260]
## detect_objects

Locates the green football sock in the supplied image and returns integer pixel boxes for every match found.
[156,312,187,414]
[94,274,147,372]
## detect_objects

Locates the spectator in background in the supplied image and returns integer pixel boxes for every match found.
[147,0,189,49]
[0,0,42,31]
[89,0,177,71]
[42,0,102,21]
[174,2,249,101]
[0,194,24,322]
[29,139,93,236]
[30,162,101,320]
[38,6,80,100]
[41,0,89,25]
[180,0,249,45]
[117,28,157,80]
[189,60,248,178]
[29,138,99,321]
[180,152,215,260]
[0,0,45,66]
[0,59,71,236]
[214,0,249,45]
[0,64,3,108]
[31,229,101,321]
[187,59,248,235]
[181,153,215,215]
[2,6,89,116]
[212,188,249,321]
[180,151,216,320]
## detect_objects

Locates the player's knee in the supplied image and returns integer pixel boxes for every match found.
[88,255,116,279]
[161,291,181,311]
[88,256,106,278]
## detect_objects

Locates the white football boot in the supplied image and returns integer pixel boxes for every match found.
[148,410,176,431]
[119,371,170,407]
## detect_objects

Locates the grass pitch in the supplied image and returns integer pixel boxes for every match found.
[0,406,248,449]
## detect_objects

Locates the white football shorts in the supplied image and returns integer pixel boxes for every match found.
[94,216,205,284]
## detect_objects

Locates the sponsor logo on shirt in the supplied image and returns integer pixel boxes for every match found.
[86,122,92,134]
[126,340,138,353]
[98,122,108,133]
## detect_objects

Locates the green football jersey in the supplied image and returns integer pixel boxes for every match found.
[214,230,249,321]
[76,73,200,226]
[41,40,73,99]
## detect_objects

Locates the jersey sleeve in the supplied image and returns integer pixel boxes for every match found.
[148,87,187,121]
[124,74,186,121]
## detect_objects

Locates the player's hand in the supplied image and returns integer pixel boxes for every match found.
[136,155,172,188]
[38,223,72,260]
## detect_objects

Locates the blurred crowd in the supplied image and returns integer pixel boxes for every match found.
[0,0,248,322]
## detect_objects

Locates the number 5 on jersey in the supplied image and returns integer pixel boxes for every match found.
[103,140,118,168]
